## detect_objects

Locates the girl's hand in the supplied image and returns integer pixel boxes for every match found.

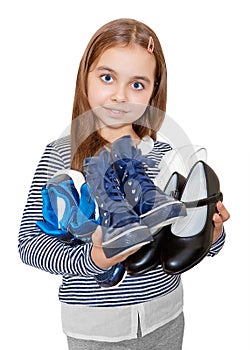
[212,201,230,242]
[91,226,140,269]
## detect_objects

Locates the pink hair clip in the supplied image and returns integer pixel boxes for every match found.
[147,36,154,54]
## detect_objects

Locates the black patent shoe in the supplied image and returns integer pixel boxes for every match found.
[125,229,163,276]
[161,161,223,275]
[125,173,186,276]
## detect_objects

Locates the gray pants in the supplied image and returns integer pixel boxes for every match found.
[67,312,184,350]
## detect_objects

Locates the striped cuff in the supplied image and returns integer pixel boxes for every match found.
[207,226,226,257]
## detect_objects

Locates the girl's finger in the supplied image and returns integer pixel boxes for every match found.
[216,201,230,222]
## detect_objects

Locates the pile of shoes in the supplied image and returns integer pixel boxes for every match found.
[37,135,223,288]
[83,135,186,258]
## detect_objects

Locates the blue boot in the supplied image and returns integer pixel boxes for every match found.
[110,136,186,234]
[83,149,153,258]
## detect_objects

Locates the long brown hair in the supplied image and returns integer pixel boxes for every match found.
[71,18,167,171]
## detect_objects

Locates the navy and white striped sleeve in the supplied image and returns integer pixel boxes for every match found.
[18,142,107,277]
[207,226,226,257]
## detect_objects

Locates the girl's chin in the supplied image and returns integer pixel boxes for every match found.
[96,114,140,129]
[100,121,131,130]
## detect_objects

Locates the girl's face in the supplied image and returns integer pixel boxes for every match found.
[87,44,156,137]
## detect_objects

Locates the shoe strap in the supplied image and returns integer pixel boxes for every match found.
[183,192,223,208]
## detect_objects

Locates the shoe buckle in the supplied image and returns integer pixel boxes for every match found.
[170,190,179,199]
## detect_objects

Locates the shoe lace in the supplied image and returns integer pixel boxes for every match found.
[122,157,157,192]
[84,150,129,213]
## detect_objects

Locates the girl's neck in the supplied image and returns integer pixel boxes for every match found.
[99,125,141,144]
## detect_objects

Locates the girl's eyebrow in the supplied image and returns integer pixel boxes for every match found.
[97,66,152,84]
[97,66,115,73]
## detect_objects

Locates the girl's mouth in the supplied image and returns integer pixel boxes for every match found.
[103,107,128,117]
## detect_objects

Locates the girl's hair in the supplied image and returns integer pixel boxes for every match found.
[71,18,167,171]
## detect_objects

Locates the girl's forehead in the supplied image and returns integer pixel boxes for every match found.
[92,44,156,76]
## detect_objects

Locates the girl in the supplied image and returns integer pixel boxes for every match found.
[18,18,230,349]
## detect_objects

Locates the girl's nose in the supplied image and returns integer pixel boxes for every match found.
[110,84,127,102]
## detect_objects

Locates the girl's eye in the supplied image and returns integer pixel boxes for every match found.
[101,74,113,83]
[131,81,144,90]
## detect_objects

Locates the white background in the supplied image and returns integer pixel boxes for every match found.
[1,0,249,349]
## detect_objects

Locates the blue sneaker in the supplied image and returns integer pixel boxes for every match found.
[37,170,127,287]
[111,135,186,234]
[36,170,98,245]
[83,149,153,258]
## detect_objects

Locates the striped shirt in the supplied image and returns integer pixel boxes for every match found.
[18,135,225,307]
